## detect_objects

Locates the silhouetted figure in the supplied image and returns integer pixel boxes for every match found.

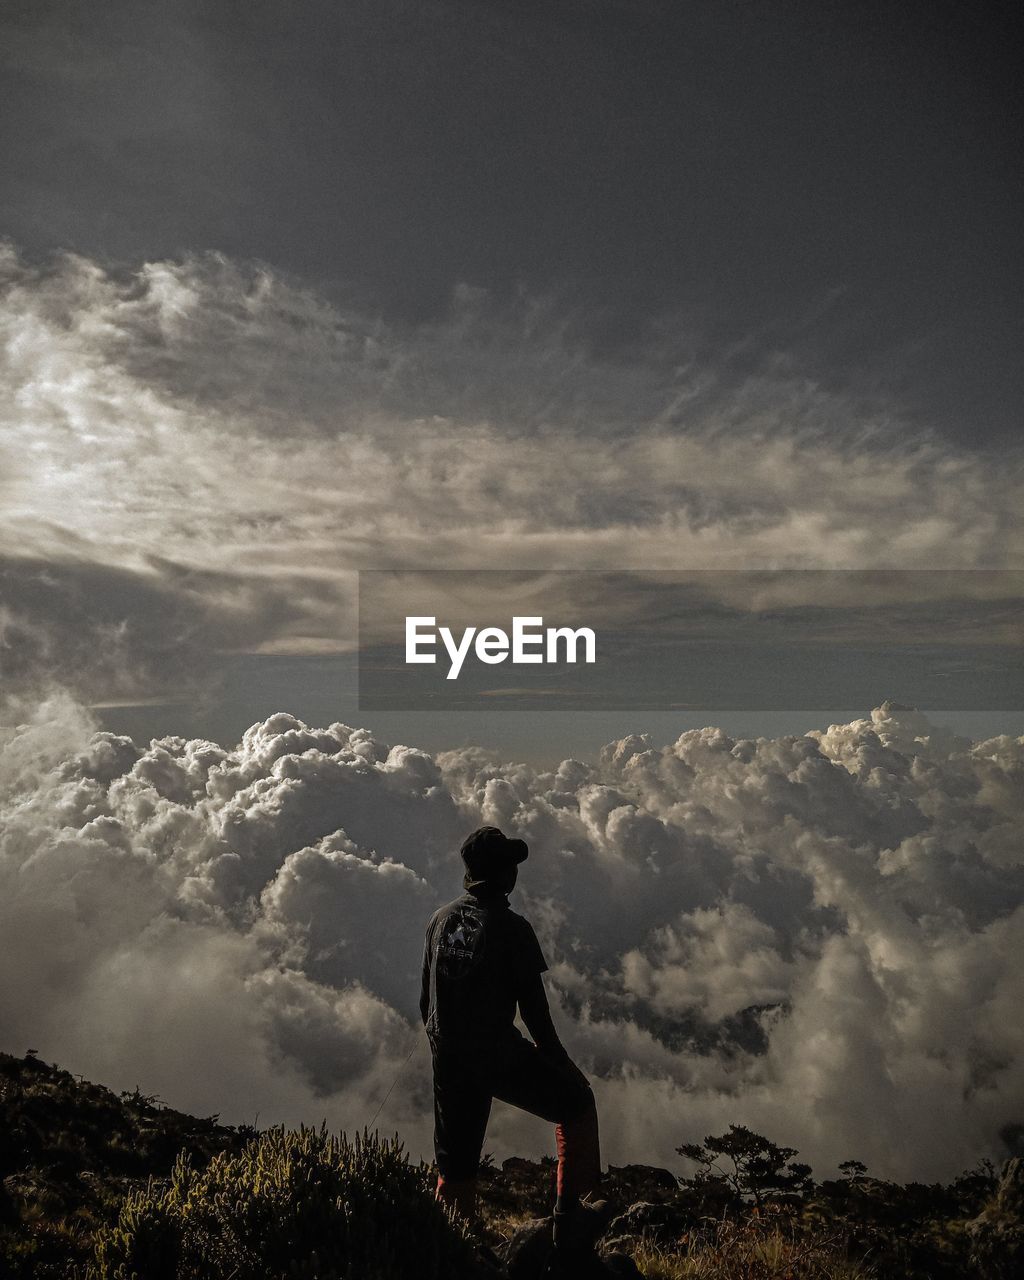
[421,826,605,1260]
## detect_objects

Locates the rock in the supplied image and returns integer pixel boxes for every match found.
[604,1199,689,1246]
[502,1216,554,1279]
[968,1156,1024,1279]
[604,1165,678,1198]
[483,1155,557,1219]
[500,1213,645,1279]
[602,1255,644,1279]
[473,1240,511,1276]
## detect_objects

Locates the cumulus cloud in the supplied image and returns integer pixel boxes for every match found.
[1,693,1021,1181]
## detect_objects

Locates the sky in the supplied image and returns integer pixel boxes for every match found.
[2,0,1022,443]
[1,0,1022,1179]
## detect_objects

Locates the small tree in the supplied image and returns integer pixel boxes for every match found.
[839,1159,868,1182]
[677,1124,813,1208]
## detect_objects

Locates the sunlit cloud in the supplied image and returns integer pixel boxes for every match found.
[1,693,1020,1180]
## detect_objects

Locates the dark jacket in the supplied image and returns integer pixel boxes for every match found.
[421,887,566,1060]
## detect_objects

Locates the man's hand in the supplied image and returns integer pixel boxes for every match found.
[552,1053,592,1094]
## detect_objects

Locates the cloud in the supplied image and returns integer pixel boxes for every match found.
[1,242,1021,1181]
[2,244,1023,707]
[1,693,1021,1181]
[620,902,797,1022]
[0,554,329,707]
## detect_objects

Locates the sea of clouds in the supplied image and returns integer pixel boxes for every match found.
[2,242,1022,1184]
[2,692,1021,1183]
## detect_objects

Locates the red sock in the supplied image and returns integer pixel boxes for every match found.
[555,1102,601,1206]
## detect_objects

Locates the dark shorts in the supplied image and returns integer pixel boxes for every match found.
[429,1031,595,1180]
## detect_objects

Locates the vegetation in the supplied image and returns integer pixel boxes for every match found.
[1,1049,1018,1279]
[0,1049,253,1278]
[630,1215,877,1280]
[90,1126,477,1280]
[676,1124,813,1207]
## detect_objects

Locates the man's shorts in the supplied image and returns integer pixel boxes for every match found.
[429,1030,595,1180]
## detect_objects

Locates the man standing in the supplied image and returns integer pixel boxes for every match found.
[420,826,607,1258]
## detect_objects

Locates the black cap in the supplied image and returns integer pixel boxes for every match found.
[459,826,529,880]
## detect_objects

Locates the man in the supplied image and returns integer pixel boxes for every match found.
[420,825,607,1257]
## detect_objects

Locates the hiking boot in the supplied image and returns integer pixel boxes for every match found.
[551,1198,613,1254]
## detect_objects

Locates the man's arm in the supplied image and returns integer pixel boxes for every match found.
[518,971,570,1062]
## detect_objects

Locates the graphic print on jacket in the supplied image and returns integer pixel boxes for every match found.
[438,905,486,977]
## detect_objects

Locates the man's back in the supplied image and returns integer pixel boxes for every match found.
[421,890,547,1047]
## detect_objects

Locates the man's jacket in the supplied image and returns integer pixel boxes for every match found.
[420,889,548,1048]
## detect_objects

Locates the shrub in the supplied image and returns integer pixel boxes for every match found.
[89,1125,478,1280]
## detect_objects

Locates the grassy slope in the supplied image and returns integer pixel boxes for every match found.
[0,1049,1004,1279]
[0,1049,253,1276]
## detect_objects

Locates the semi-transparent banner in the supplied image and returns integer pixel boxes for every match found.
[357,570,1023,711]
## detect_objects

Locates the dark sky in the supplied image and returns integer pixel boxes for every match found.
[2,0,1021,443]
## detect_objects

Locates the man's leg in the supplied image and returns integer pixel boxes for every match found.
[431,1045,492,1223]
[555,1100,601,1209]
[487,1038,603,1210]
[435,1173,478,1219]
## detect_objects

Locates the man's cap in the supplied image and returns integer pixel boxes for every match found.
[459,825,529,877]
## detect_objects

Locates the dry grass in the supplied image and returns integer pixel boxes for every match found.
[481,1207,538,1244]
[624,1216,876,1280]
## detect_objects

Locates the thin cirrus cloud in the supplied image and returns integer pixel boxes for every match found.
[1,243,1021,708]
[0,691,1020,1181]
